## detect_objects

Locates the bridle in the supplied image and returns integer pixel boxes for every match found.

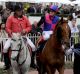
[56,24,70,50]
[11,38,27,66]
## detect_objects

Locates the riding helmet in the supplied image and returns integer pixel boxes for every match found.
[50,5,58,12]
[13,4,23,11]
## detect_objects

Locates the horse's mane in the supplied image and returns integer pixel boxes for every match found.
[55,17,68,30]
[50,17,70,42]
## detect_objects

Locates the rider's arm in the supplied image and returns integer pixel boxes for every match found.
[24,16,32,33]
[6,16,12,37]
[37,16,45,27]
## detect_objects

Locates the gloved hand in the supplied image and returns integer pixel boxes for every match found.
[65,48,73,55]
[21,29,26,35]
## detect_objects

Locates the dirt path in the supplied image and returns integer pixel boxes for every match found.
[29,69,73,74]
[0,62,73,74]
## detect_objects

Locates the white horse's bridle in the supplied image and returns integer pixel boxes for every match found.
[11,38,27,66]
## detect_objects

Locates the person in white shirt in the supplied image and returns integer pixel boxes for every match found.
[68,16,79,33]
[70,19,79,33]
[68,15,79,45]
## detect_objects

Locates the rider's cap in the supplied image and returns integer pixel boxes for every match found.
[14,4,23,11]
[50,5,58,12]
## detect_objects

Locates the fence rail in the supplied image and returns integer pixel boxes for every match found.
[0,32,79,62]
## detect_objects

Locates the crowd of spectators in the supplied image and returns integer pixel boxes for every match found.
[0,2,80,33]
[0,2,80,15]
[24,3,80,15]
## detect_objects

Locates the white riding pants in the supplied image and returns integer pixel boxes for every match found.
[42,31,53,40]
[3,37,36,53]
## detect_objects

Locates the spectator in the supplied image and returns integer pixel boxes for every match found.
[66,43,80,74]
[30,21,42,34]
[30,21,42,69]
[44,5,50,13]
[0,5,3,15]
[68,14,79,45]
[36,4,42,13]
[1,8,11,24]
[27,5,36,13]
[0,24,8,38]
[68,15,79,34]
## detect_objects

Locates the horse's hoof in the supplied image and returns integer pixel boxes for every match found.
[3,66,10,70]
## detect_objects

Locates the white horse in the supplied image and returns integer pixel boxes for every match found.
[10,34,31,74]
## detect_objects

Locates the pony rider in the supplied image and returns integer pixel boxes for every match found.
[3,4,36,70]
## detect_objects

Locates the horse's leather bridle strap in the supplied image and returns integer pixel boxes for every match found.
[18,46,27,66]
[18,58,26,66]
[16,46,23,63]
[12,50,19,51]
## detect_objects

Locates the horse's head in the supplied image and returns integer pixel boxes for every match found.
[54,17,71,50]
[11,33,22,60]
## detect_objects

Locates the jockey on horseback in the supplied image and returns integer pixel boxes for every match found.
[37,5,59,52]
[3,4,36,70]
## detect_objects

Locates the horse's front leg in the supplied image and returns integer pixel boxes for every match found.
[58,66,64,74]
[46,65,56,74]
[7,67,13,74]
[11,60,20,74]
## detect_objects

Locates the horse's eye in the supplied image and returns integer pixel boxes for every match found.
[18,44,20,46]
[18,39,21,41]
[12,39,16,41]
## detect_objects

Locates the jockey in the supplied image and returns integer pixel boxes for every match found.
[37,5,59,51]
[3,4,36,70]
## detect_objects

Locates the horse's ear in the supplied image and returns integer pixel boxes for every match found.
[60,17,63,22]
[58,17,63,26]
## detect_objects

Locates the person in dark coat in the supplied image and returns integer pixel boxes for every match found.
[73,43,80,74]
[31,21,42,34]
[66,43,80,74]
[30,21,42,69]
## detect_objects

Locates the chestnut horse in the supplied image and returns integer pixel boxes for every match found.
[36,17,71,74]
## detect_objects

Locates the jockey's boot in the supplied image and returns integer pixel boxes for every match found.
[3,53,11,70]
[37,40,47,53]
[30,51,37,69]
